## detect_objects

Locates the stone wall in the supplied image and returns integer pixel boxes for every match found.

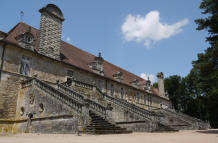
[0,44,171,121]
[16,85,76,120]
[0,72,26,119]
[12,83,79,133]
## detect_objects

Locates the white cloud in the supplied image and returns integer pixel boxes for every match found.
[66,37,71,42]
[121,11,189,48]
[140,73,156,84]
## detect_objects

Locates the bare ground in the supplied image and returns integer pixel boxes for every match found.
[0,129,218,143]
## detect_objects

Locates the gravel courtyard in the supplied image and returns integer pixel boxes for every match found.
[0,130,218,143]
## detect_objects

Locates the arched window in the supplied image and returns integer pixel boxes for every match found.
[16,32,35,50]
[23,33,34,43]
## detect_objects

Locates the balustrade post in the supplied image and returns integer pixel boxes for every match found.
[81,98,90,128]
[105,103,113,119]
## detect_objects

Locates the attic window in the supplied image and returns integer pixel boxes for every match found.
[130,79,139,88]
[143,79,151,91]
[16,32,35,50]
[23,33,34,43]
[89,52,104,76]
[113,71,123,82]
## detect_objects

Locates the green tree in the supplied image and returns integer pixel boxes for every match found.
[183,69,207,120]
[194,0,218,127]
[164,75,186,111]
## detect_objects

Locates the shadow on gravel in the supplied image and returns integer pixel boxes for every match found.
[196,129,218,134]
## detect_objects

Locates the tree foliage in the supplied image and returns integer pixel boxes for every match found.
[165,0,218,127]
[194,0,218,127]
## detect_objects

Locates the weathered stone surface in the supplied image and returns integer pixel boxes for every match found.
[0,4,207,134]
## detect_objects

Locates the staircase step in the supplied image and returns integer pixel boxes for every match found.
[85,130,132,134]
[86,111,132,134]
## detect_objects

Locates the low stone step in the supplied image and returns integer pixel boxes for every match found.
[85,130,132,134]
[86,111,132,134]
[86,126,126,131]
[91,121,111,124]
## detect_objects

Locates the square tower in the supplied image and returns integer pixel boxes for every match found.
[38,4,64,60]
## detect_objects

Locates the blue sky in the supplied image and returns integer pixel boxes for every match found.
[0,0,209,83]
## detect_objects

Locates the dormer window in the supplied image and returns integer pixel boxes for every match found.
[23,33,34,43]
[16,32,35,51]
[130,79,139,88]
[113,71,123,82]
[89,52,104,76]
[143,79,151,91]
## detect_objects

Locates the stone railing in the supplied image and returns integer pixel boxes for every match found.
[158,108,210,129]
[55,81,107,118]
[57,83,84,102]
[74,80,93,90]
[86,99,106,117]
[104,93,154,120]
[161,108,201,122]
[22,78,83,113]
[67,78,155,121]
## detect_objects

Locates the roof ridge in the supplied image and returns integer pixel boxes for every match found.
[7,22,23,35]
[104,60,146,82]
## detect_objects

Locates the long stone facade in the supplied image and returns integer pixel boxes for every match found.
[0,4,210,134]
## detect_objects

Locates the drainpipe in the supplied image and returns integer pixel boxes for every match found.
[0,43,6,81]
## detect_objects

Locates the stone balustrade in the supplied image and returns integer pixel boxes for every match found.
[86,99,106,117]
[57,83,84,102]
[55,81,108,118]
[158,108,210,129]
[68,78,155,121]
[74,80,93,90]
[22,78,83,113]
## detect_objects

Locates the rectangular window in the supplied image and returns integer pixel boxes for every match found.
[144,95,146,105]
[110,84,114,96]
[121,88,123,98]
[150,96,152,106]
[20,56,30,76]
[98,80,102,90]
[137,93,139,103]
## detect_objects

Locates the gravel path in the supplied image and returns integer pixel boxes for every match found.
[0,129,218,143]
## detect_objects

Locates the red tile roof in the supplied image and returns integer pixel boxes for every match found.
[3,22,160,96]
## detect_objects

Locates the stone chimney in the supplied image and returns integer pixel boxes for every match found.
[157,72,165,96]
[38,4,64,60]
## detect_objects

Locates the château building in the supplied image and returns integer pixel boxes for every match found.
[0,4,209,134]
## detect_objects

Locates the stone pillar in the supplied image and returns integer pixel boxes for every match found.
[157,72,165,97]
[81,98,91,129]
[106,103,113,119]
[38,4,64,60]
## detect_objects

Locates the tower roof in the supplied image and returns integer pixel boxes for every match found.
[39,4,64,21]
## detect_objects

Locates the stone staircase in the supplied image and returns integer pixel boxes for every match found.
[156,109,210,130]
[61,78,210,131]
[153,123,178,132]
[59,79,182,132]
[85,111,132,134]
[22,78,131,134]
